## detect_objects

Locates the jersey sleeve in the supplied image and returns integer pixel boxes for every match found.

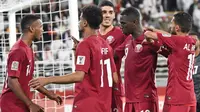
[75,41,91,73]
[7,49,26,78]
[157,33,176,49]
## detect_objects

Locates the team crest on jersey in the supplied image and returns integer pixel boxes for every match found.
[135,44,143,53]
[11,61,19,70]
[76,56,85,65]
[106,36,115,44]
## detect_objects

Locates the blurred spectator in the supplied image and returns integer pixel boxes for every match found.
[50,34,64,60]
[43,44,54,61]
[176,0,193,11]
[193,0,200,33]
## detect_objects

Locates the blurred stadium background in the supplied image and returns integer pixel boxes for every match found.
[0,0,200,111]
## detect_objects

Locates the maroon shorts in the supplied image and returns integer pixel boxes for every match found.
[124,101,158,112]
[163,103,196,112]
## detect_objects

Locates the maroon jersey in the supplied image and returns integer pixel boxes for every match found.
[157,33,196,105]
[1,39,34,111]
[98,27,126,80]
[115,33,160,102]
[73,35,116,112]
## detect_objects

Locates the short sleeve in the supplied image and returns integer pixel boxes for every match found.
[157,33,176,49]
[7,49,25,78]
[75,41,90,73]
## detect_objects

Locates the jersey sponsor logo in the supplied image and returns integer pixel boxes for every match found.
[135,44,143,53]
[106,36,115,44]
[161,33,171,37]
[76,56,85,65]
[11,61,19,70]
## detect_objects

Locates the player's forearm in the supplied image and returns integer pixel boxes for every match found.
[144,31,158,40]
[37,87,54,98]
[48,71,85,84]
[8,77,33,106]
[151,28,170,35]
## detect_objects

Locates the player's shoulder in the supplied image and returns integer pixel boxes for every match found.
[9,47,26,58]
[113,26,123,33]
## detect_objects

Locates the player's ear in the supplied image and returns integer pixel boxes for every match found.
[29,26,35,33]
[83,20,88,27]
[175,25,180,32]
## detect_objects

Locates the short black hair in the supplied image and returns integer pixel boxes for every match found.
[121,7,141,22]
[21,15,40,32]
[98,0,115,9]
[173,12,192,33]
[82,5,103,29]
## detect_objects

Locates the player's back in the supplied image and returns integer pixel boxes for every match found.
[73,35,115,112]
[163,35,196,104]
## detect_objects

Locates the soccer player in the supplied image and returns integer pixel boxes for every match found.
[29,5,118,112]
[0,15,62,112]
[98,1,127,111]
[192,34,200,112]
[144,12,196,112]
[115,7,161,112]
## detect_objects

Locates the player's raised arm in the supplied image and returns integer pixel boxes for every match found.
[144,31,158,40]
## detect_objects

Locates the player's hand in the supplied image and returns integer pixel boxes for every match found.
[29,77,49,89]
[29,103,44,112]
[71,35,79,50]
[142,38,154,44]
[48,94,63,105]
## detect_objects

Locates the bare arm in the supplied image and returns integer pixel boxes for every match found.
[29,71,85,89]
[8,77,33,106]
[144,31,159,40]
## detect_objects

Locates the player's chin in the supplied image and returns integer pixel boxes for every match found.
[102,23,112,27]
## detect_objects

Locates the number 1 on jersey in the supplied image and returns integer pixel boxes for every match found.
[187,54,195,80]
[100,59,113,87]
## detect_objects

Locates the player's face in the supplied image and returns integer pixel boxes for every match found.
[120,15,134,35]
[78,13,86,32]
[32,19,43,41]
[101,6,115,27]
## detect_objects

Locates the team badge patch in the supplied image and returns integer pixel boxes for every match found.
[106,36,115,44]
[76,56,85,65]
[11,61,19,70]
[135,44,143,53]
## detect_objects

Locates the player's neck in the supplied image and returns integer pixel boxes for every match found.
[21,34,32,47]
[176,32,188,36]
[99,25,114,35]
[83,29,97,38]
[131,28,143,39]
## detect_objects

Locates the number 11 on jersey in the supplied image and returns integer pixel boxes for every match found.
[100,58,113,87]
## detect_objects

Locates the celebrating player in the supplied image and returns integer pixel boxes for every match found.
[29,5,118,112]
[98,1,127,111]
[144,12,196,112]
[115,7,161,112]
[0,15,62,112]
